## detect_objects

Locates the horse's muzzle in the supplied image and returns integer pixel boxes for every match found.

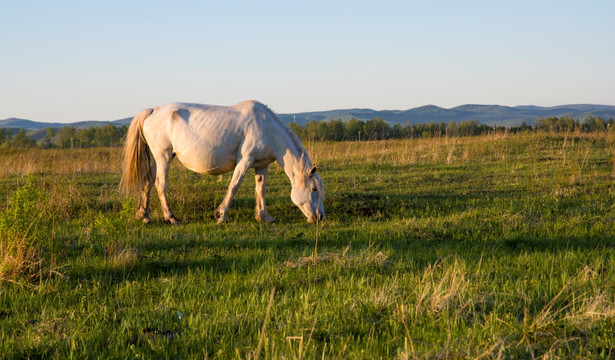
[307,214,325,224]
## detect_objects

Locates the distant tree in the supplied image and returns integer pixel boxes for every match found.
[375,117,391,139]
[363,117,390,140]
[458,120,481,136]
[326,119,345,141]
[535,117,549,131]
[437,121,447,136]
[391,123,405,139]
[0,128,6,145]
[535,117,551,131]
[317,121,329,141]
[422,121,438,138]
[447,121,459,137]
[78,126,96,147]
[510,121,533,133]
[583,116,606,132]
[39,128,57,149]
[102,124,119,146]
[55,127,78,148]
[305,120,320,141]
[12,129,36,148]
[93,127,106,147]
[405,121,420,138]
[288,122,305,140]
[345,118,364,140]
[118,126,128,144]
[362,119,377,140]
[553,117,574,132]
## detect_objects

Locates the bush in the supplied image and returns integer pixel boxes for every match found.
[93,198,139,265]
[0,176,52,283]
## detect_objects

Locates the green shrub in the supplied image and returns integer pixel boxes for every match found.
[0,176,51,283]
[93,198,138,264]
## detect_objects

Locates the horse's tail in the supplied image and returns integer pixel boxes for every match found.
[120,108,155,195]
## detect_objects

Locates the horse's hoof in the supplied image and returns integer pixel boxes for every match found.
[142,217,151,224]
[135,209,149,220]
[214,209,227,224]
[165,216,180,225]
[256,213,276,223]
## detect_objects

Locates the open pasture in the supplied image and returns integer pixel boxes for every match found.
[1,132,615,359]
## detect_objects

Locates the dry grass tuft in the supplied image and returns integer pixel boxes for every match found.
[108,246,139,268]
[0,236,42,284]
[411,258,472,317]
[284,245,389,268]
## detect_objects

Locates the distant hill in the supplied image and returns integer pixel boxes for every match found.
[0,117,132,130]
[2,104,614,130]
[0,118,65,130]
[277,104,615,127]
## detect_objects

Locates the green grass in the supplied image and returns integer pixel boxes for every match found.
[1,132,615,359]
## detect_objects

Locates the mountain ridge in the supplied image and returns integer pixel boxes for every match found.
[277,104,615,127]
[2,104,614,130]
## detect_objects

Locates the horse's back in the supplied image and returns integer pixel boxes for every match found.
[150,101,263,127]
[142,101,277,175]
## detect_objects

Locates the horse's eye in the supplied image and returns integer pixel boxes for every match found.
[311,187,317,192]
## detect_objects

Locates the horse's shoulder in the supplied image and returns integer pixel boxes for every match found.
[234,100,265,113]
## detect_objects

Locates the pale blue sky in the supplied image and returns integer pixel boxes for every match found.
[1,0,613,122]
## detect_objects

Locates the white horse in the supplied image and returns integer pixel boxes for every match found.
[120,100,324,224]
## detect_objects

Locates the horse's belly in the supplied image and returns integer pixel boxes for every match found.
[171,123,242,175]
[177,150,236,175]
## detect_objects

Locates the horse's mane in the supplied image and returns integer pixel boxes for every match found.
[259,103,312,172]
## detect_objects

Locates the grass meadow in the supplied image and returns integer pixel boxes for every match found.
[1,132,615,359]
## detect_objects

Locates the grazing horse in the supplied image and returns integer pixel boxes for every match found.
[120,100,325,224]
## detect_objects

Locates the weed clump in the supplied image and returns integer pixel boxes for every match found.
[93,198,140,266]
[0,176,53,283]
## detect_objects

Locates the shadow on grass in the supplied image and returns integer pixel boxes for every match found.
[327,188,528,220]
[66,213,615,289]
[64,160,615,287]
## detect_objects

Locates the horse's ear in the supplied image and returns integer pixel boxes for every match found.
[309,166,317,176]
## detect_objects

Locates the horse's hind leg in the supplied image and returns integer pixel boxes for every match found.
[135,163,155,224]
[254,165,275,223]
[154,154,180,224]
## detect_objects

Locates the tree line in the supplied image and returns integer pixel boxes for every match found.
[0,124,128,149]
[0,116,613,149]
[289,116,615,141]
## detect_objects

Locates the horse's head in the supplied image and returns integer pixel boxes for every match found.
[291,164,325,224]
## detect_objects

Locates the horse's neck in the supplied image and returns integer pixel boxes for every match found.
[277,146,309,182]
[269,116,310,181]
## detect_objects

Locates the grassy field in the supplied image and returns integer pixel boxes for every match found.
[1,132,615,359]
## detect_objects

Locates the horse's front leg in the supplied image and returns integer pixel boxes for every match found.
[255,165,275,223]
[215,156,253,223]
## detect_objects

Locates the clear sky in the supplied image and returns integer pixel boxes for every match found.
[1,0,614,123]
